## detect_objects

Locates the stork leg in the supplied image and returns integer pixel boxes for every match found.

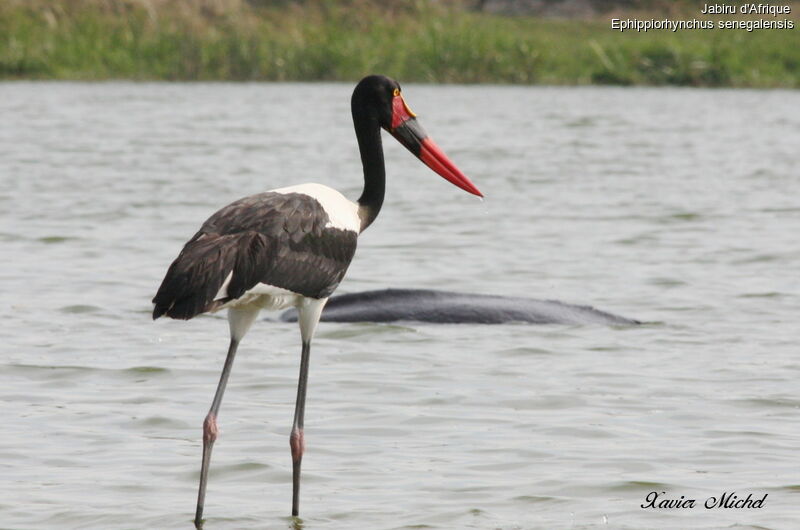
[290,298,327,517]
[195,307,260,528]
[195,337,238,528]
[290,339,311,516]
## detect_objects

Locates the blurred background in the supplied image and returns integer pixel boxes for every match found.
[1,0,798,86]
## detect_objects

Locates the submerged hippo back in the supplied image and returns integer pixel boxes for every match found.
[279,288,639,325]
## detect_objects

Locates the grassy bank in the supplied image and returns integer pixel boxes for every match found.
[1,0,798,87]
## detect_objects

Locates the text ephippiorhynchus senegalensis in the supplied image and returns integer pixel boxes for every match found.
[152,75,482,526]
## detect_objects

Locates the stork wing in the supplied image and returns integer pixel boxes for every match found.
[152,192,358,320]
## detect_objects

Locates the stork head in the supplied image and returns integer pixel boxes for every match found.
[351,75,483,197]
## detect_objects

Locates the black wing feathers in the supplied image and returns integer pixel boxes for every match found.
[152,192,358,320]
[151,233,245,320]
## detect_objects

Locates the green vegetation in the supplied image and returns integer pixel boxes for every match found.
[0,0,798,87]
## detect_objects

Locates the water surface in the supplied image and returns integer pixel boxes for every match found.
[1,82,798,529]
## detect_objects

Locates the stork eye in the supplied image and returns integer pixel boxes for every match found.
[392,88,400,97]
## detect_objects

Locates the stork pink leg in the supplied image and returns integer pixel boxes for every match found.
[204,413,219,444]
[290,427,305,462]
[195,338,240,528]
[290,427,305,515]
[290,340,312,517]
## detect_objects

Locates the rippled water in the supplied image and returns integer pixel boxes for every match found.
[1,82,799,529]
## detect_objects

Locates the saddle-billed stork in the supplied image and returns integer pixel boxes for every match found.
[152,75,482,526]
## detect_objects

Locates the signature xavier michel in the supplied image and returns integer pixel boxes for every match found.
[641,491,768,510]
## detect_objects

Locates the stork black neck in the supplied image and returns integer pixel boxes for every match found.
[353,108,385,232]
